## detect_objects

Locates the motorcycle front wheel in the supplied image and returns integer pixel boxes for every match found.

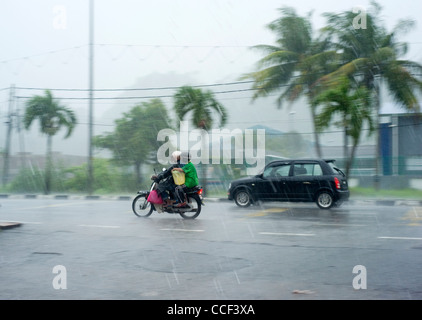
[179,194,202,220]
[132,194,154,217]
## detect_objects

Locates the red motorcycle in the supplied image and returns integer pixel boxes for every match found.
[132,173,204,219]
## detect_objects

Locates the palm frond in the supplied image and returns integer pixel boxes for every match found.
[383,62,422,112]
[24,89,77,138]
[256,50,298,69]
[173,86,228,130]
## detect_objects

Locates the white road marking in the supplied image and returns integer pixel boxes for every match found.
[259,232,315,237]
[13,202,88,211]
[160,228,204,232]
[79,224,120,229]
[312,223,367,227]
[378,236,422,240]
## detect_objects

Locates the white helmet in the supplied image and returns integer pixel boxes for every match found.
[171,150,182,162]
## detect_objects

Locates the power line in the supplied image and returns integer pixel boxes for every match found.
[12,80,256,92]
[0,43,254,64]
[2,42,421,65]
[14,88,263,101]
[5,72,421,94]
[0,45,87,64]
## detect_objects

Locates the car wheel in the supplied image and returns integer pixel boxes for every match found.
[316,191,334,209]
[234,189,252,208]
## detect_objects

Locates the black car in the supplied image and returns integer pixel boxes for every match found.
[227,159,349,209]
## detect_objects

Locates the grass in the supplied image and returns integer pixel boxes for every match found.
[350,187,422,200]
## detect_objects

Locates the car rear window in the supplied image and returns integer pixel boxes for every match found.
[326,161,346,177]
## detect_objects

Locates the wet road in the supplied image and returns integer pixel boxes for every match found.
[1,197,422,300]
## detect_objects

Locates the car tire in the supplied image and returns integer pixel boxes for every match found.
[234,189,252,208]
[316,191,334,209]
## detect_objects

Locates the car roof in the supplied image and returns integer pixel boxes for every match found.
[266,158,336,165]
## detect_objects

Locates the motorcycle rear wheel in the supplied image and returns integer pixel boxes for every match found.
[179,194,202,219]
[132,194,154,217]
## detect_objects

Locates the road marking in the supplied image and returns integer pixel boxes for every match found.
[259,232,315,237]
[160,228,204,232]
[401,208,422,226]
[245,208,288,218]
[312,223,367,227]
[378,236,422,240]
[79,224,120,229]
[12,202,88,211]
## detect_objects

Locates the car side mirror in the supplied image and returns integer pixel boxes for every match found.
[256,173,263,179]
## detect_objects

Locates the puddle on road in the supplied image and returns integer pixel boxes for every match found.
[134,250,251,274]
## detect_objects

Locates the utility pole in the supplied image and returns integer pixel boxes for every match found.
[2,84,15,186]
[87,0,94,195]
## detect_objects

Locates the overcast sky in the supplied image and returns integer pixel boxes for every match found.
[1,0,422,156]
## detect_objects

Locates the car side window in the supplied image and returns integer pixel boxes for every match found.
[263,164,290,178]
[293,163,323,176]
[262,166,274,178]
[274,165,291,177]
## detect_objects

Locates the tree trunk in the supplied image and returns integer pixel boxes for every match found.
[347,139,359,179]
[201,130,207,197]
[344,118,349,173]
[310,105,323,158]
[45,135,53,195]
[343,113,349,162]
[135,162,142,186]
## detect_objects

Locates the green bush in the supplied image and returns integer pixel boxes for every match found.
[2,158,144,194]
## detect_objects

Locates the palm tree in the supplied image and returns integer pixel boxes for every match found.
[174,86,228,195]
[242,6,339,158]
[24,90,77,194]
[313,76,374,178]
[321,1,422,187]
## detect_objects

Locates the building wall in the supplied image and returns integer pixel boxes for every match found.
[381,113,422,176]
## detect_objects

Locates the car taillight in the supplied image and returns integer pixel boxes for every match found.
[334,177,340,189]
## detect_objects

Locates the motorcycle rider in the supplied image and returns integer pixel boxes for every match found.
[172,151,199,208]
[151,150,182,207]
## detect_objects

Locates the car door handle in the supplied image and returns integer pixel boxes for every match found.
[303,182,311,184]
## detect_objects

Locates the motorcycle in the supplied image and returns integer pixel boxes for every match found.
[132,171,204,219]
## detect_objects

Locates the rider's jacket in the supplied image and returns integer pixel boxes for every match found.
[156,162,182,183]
